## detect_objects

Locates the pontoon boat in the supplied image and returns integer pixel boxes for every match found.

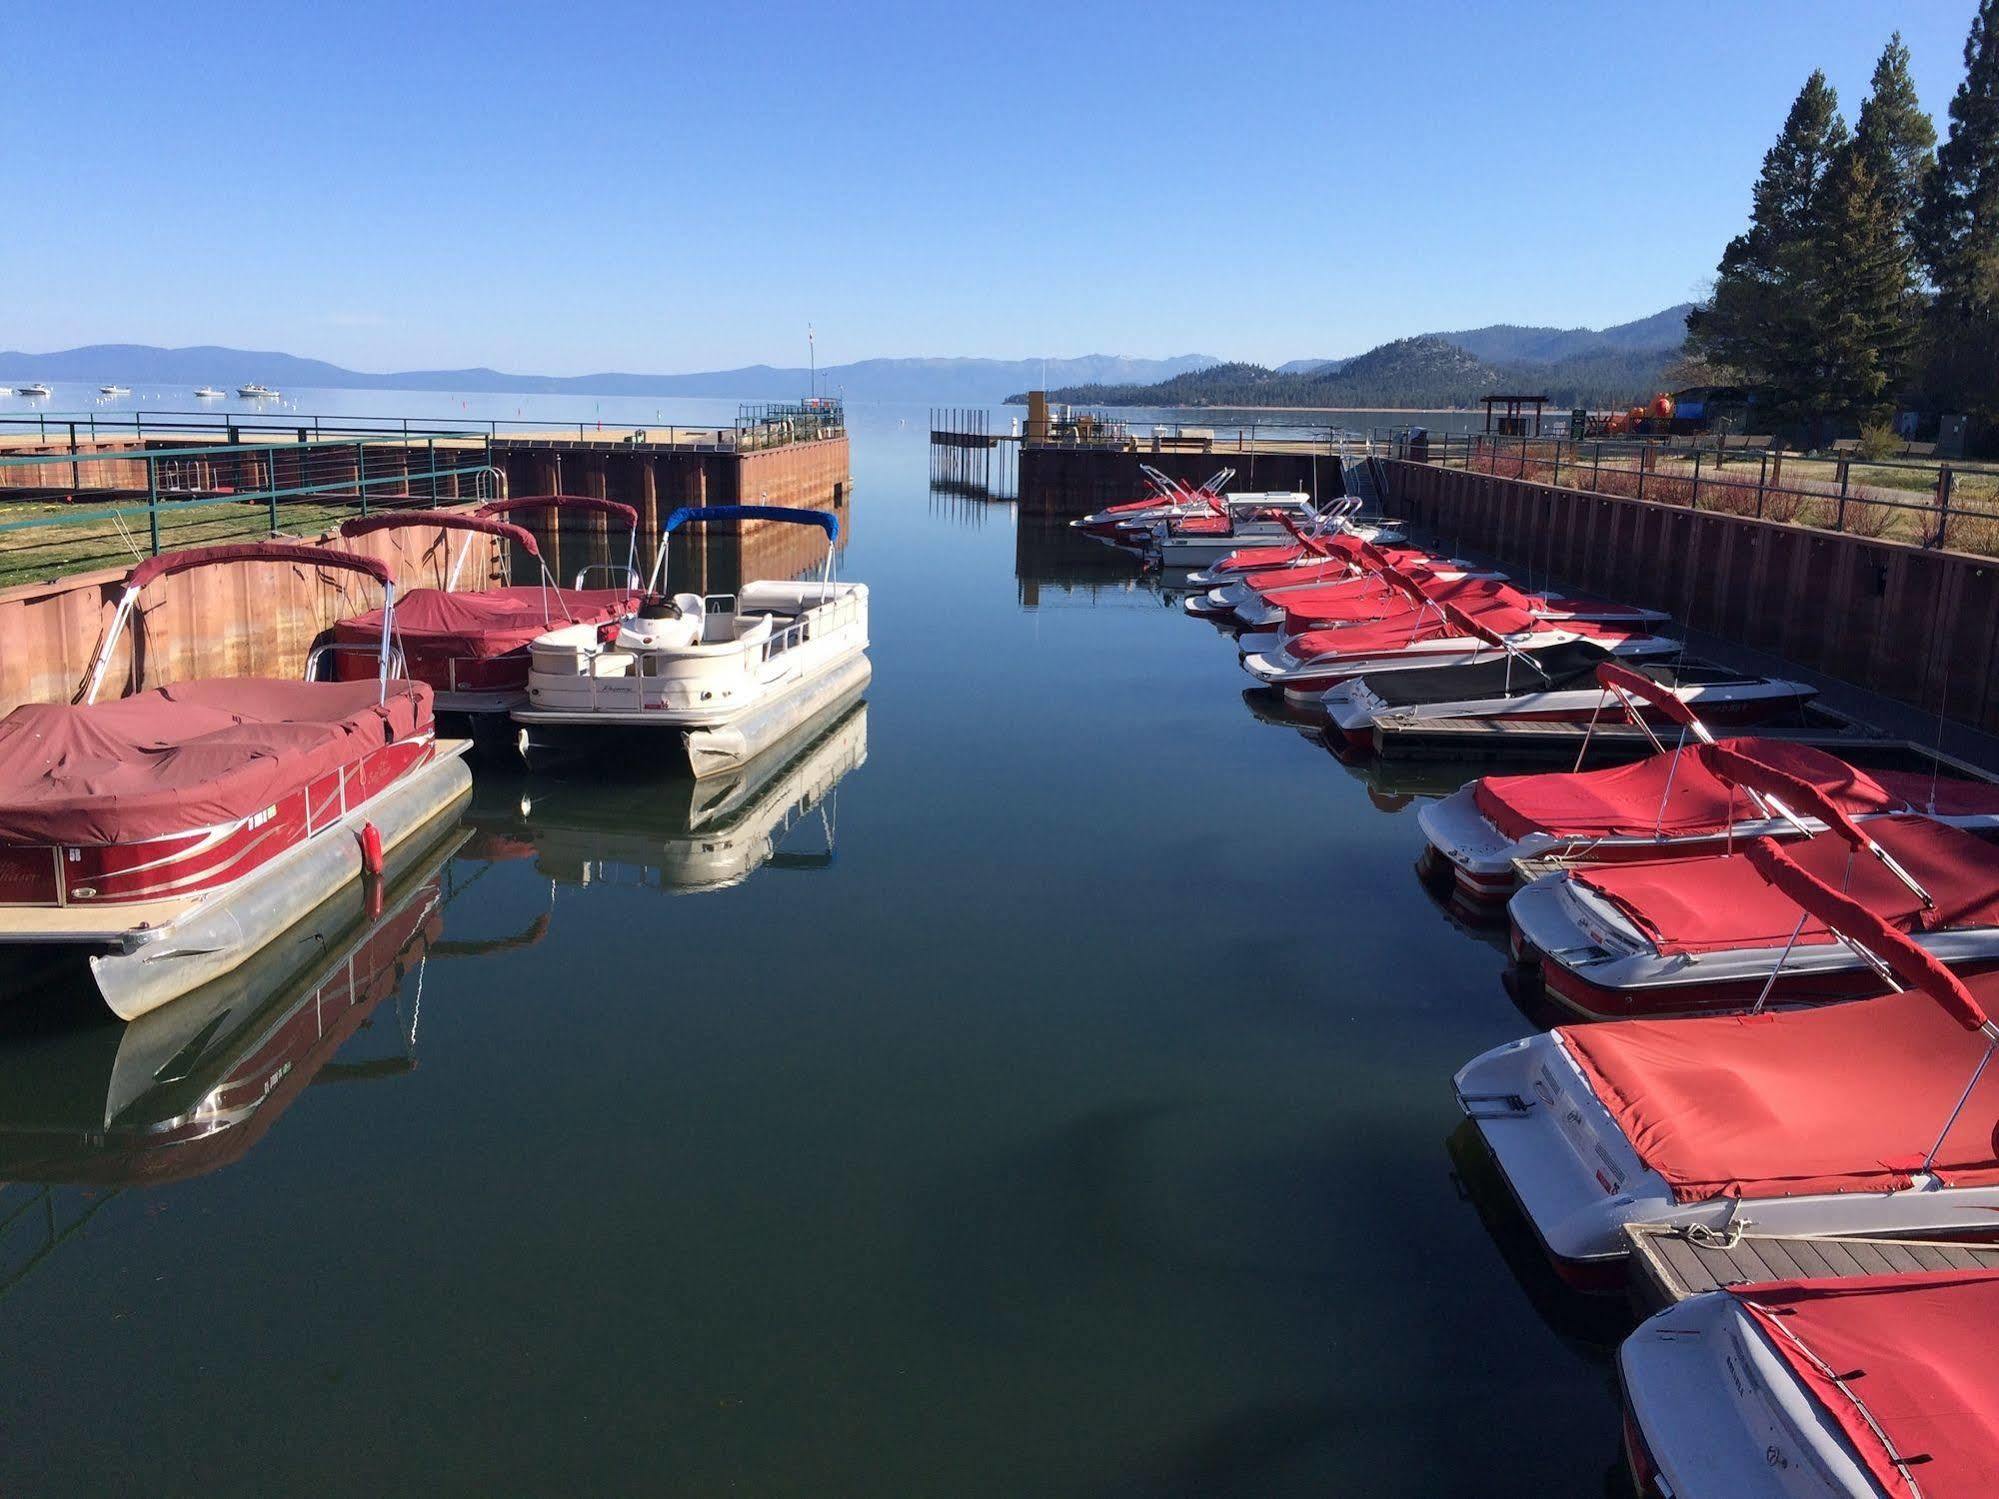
[330,497,640,720]
[513,504,869,777]
[1458,835,1999,1284]
[0,542,470,1019]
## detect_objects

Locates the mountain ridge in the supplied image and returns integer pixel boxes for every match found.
[0,345,1223,405]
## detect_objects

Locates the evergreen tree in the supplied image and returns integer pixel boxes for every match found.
[1687,71,1848,419]
[1715,71,1848,279]
[1916,0,1999,421]
[1851,32,1937,243]
[1806,149,1922,432]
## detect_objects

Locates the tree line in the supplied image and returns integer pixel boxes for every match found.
[1688,7,1999,445]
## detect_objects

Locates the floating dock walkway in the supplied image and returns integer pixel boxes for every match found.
[1626,1223,1999,1311]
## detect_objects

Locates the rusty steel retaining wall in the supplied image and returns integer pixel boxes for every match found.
[0,514,506,716]
[1389,459,1999,735]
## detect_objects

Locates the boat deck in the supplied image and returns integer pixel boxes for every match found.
[1625,1223,1999,1310]
[0,897,199,941]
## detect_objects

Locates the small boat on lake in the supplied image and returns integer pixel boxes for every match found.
[236,383,278,399]
[1456,834,1999,1285]
[98,385,130,396]
[513,504,869,777]
[1331,649,1815,753]
[1070,466,1237,536]
[1509,742,1999,1019]
[1416,692,1999,903]
[0,542,470,1020]
[1621,1269,1999,1497]
[194,386,225,399]
[15,384,51,398]
[329,498,640,722]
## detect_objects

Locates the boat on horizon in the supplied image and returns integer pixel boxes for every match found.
[235,382,278,399]
[98,384,130,396]
[14,383,51,399]
[512,504,870,778]
[194,386,225,399]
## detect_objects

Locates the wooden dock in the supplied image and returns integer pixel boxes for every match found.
[1626,1223,1999,1310]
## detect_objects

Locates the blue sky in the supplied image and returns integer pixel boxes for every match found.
[0,0,1980,373]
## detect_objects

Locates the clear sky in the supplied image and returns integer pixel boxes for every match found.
[0,0,1980,374]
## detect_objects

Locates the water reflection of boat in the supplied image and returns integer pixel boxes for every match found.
[466,695,867,895]
[0,813,469,1192]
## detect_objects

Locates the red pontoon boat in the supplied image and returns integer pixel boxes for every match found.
[1510,745,1999,1018]
[1458,835,1999,1284]
[0,542,471,1020]
[331,497,640,717]
[1622,1268,1999,1498]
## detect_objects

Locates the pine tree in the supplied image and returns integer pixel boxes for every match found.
[1806,149,1922,431]
[1916,0,1999,422]
[1918,0,1999,313]
[1851,33,1937,243]
[1716,71,1848,279]
[1687,72,1848,419]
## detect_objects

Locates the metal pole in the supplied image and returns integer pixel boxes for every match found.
[1691,449,1702,511]
[1757,453,1768,518]
[146,455,161,556]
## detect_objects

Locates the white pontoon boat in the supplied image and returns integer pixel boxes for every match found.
[513,504,869,777]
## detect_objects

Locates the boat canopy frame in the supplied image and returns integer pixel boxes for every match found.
[80,542,399,706]
[648,505,843,602]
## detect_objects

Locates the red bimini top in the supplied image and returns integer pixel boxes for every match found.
[1562,977,1999,1201]
[1474,739,1910,843]
[332,586,633,673]
[1571,814,1999,957]
[1288,603,1541,661]
[0,678,432,846]
[1731,1270,1999,1499]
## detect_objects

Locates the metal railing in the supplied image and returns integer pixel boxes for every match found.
[1375,428,1999,555]
[0,434,502,586]
[0,401,847,452]
[1024,412,1370,454]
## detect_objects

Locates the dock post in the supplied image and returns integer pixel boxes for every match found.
[146,457,160,556]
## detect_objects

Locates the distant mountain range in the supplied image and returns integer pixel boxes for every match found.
[1014,305,1695,410]
[0,345,1222,406]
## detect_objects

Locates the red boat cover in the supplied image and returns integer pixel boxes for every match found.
[1572,815,1999,956]
[1561,976,1999,1200]
[1875,770,1999,819]
[0,678,431,846]
[1474,740,1908,842]
[1732,1271,1999,1499]
[1280,576,1523,630]
[332,586,633,670]
[1288,602,1540,661]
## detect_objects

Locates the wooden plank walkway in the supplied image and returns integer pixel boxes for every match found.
[1625,1224,1999,1311]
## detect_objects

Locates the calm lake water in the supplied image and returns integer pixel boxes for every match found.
[0,397,1619,1496]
